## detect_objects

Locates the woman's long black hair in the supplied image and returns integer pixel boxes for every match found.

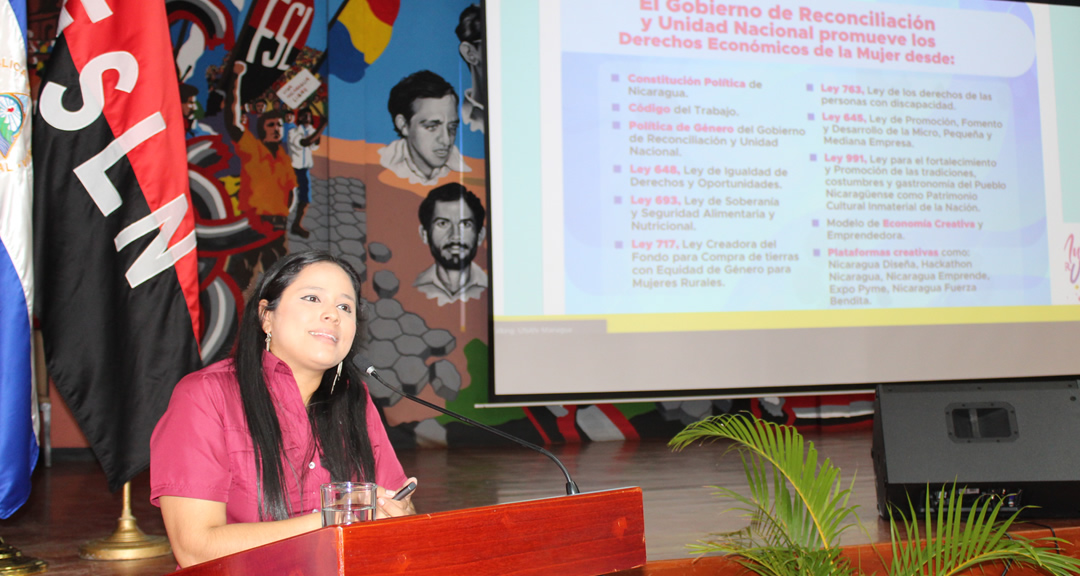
[233,250,376,521]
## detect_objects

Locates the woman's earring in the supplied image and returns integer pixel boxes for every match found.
[265,331,271,351]
[331,362,342,395]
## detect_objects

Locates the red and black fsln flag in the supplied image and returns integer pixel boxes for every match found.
[33,0,201,491]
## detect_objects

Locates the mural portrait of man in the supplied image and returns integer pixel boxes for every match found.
[378,70,471,186]
[414,183,487,306]
[456,3,485,133]
[180,82,217,138]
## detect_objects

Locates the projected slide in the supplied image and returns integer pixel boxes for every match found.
[562,2,1040,314]
[487,0,1080,400]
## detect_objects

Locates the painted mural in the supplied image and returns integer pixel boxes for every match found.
[27,0,874,450]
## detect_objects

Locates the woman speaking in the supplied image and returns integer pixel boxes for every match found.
[150,251,416,567]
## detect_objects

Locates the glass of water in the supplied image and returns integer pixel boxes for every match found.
[320,482,376,527]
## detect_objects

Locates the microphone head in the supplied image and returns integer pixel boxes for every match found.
[352,355,378,376]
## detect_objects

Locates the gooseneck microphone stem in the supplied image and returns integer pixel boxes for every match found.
[359,361,580,495]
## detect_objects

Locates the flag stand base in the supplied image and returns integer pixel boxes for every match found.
[0,537,47,575]
[78,482,171,561]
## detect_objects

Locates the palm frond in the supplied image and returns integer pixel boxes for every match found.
[673,412,1080,576]
[887,485,1080,576]
[670,413,859,551]
[690,541,852,576]
[706,482,798,550]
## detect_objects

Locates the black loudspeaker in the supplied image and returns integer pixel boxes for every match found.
[872,379,1080,518]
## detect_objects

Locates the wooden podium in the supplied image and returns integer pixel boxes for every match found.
[172,487,646,575]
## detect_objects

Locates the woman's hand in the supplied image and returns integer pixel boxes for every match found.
[375,477,417,518]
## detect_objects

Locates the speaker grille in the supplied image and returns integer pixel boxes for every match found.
[946,402,1018,442]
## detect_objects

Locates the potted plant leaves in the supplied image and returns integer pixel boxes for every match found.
[669,412,1080,576]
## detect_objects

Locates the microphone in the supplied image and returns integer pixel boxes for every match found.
[355,356,581,495]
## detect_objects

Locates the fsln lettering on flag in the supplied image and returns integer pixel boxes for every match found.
[33,0,201,492]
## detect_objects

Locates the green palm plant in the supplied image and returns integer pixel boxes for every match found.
[669,412,1080,576]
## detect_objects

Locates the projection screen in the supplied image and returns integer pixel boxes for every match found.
[485,0,1080,403]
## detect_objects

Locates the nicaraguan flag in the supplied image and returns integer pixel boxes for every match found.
[0,0,37,519]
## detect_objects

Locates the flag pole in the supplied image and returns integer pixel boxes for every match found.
[77,482,170,561]
[0,536,47,574]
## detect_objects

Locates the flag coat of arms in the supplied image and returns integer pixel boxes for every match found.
[33,0,201,491]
